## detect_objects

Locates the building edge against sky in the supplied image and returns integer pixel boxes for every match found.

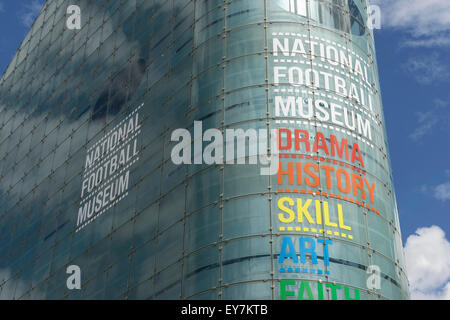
[0,0,409,299]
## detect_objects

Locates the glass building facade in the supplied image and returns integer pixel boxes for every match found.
[0,0,409,300]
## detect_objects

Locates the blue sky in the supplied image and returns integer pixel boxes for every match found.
[0,0,449,299]
[371,0,450,299]
[0,1,44,73]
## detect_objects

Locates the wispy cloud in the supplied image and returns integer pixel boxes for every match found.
[20,0,44,28]
[0,2,4,13]
[401,37,450,48]
[373,0,450,47]
[434,98,450,108]
[404,225,450,300]
[421,171,450,202]
[435,183,450,202]
[409,98,448,141]
[409,112,439,141]
[403,53,450,85]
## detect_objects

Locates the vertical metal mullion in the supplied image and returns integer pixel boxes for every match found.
[218,0,227,300]
[262,0,275,301]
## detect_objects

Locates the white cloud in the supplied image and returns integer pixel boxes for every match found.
[373,0,450,47]
[20,0,44,28]
[374,0,450,35]
[411,283,450,300]
[435,183,450,201]
[404,226,450,300]
[0,2,4,13]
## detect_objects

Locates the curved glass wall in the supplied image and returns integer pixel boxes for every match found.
[0,0,409,300]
